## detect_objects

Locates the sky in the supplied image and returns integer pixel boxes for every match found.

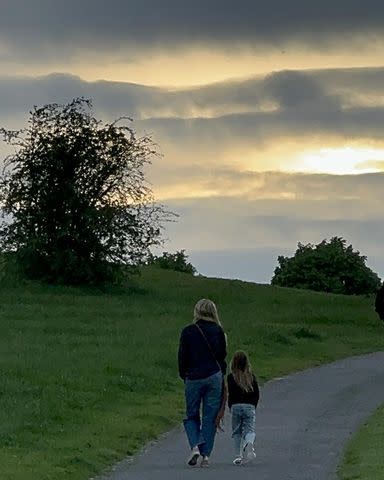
[1,0,384,283]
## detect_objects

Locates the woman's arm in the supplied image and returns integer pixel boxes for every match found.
[217,328,227,375]
[215,379,227,432]
[227,374,234,409]
[178,330,187,380]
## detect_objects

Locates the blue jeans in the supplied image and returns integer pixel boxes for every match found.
[183,371,223,457]
[231,403,256,455]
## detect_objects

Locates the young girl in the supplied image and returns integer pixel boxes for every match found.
[227,350,260,466]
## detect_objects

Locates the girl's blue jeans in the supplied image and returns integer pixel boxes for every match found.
[231,403,256,455]
[183,371,223,457]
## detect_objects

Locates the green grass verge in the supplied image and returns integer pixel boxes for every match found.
[339,404,384,480]
[0,267,383,479]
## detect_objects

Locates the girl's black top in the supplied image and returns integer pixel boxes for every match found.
[227,373,260,409]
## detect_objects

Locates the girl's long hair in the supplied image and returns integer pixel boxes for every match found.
[231,350,254,393]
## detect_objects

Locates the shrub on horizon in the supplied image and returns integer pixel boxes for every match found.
[147,250,197,275]
[271,237,381,295]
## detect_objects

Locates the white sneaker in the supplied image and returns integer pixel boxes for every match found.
[233,456,243,466]
[187,447,200,466]
[243,442,256,461]
[200,456,210,468]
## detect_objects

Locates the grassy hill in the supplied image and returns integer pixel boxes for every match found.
[0,267,383,480]
[339,404,384,480]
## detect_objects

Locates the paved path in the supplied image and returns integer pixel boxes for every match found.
[99,352,384,480]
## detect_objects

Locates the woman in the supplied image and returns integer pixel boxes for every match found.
[178,299,227,468]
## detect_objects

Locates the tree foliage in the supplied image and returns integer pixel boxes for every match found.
[271,237,381,295]
[147,250,197,275]
[0,98,169,284]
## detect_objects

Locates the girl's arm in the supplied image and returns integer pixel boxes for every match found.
[253,376,260,407]
[217,328,227,375]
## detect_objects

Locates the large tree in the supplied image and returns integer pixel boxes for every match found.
[0,98,168,284]
[271,237,381,295]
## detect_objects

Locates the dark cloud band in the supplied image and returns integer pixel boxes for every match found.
[1,0,384,58]
[2,67,384,145]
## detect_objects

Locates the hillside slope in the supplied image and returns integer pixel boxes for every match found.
[0,268,382,480]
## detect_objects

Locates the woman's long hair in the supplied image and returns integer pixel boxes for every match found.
[193,299,221,326]
[231,350,254,393]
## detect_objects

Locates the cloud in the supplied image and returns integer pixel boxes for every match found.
[1,66,384,119]
[262,71,341,110]
[0,70,337,119]
[162,171,384,218]
[1,0,384,62]
[358,160,384,170]
[3,69,384,181]
[0,73,163,117]
[161,172,384,281]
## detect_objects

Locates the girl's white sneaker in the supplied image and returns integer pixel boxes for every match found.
[233,456,243,466]
[243,442,256,461]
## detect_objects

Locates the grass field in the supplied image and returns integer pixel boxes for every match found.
[339,404,384,480]
[0,267,383,480]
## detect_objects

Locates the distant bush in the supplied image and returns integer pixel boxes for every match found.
[147,250,197,275]
[272,237,381,295]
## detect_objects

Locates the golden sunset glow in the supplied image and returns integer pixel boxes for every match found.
[79,47,384,87]
[296,147,384,175]
[220,140,384,176]
[5,44,384,87]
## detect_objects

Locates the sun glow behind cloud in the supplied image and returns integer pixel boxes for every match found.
[295,147,384,175]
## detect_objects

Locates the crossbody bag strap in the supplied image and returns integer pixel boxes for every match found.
[195,323,222,371]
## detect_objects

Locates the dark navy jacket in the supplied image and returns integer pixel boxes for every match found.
[178,319,227,380]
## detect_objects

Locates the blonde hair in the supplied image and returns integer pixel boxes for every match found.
[231,350,254,393]
[193,299,221,325]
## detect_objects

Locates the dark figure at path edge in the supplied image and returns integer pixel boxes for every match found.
[375,283,384,322]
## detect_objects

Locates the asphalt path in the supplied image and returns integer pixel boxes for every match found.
[98,352,384,480]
